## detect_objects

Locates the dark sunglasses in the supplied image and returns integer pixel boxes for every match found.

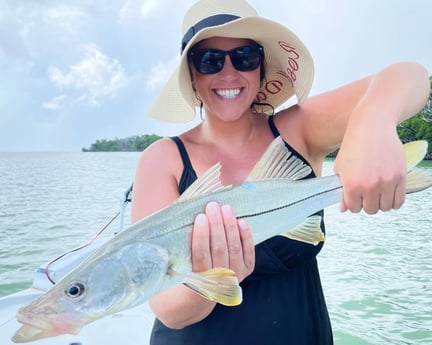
[188,44,264,75]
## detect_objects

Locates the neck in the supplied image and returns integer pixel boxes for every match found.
[200,109,259,146]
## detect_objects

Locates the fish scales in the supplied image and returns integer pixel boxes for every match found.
[11,137,432,343]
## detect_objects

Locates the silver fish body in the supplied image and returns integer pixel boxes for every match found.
[12,138,432,343]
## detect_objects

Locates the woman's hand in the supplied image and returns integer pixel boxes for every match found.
[334,125,406,215]
[191,202,255,282]
[332,62,430,215]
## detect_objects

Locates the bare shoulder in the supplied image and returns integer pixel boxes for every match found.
[136,137,180,170]
[131,137,182,222]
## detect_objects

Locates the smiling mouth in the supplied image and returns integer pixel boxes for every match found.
[215,88,241,99]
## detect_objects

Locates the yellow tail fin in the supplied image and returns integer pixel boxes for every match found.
[403,140,432,193]
[404,140,428,170]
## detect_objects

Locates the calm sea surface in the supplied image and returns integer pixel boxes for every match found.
[1,152,431,344]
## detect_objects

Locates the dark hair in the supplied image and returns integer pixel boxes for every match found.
[259,49,266,81]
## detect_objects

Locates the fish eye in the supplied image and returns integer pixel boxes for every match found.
[65,282,86,299]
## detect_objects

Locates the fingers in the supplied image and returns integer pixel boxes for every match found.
[191,202,255,282]
[208,203,229,268]
[392,178,406,209]
[222,205,255,274]
[191,213,212,272]
[221,205,242,269]
[334,133,408,215]
[339,174,406,214]
[237,218,255,273]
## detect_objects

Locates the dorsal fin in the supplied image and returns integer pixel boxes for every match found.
[247,136,312,181]
[176,136,311,202]
[176,163,227,202]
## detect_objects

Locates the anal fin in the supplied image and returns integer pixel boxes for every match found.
[282,215,325,246]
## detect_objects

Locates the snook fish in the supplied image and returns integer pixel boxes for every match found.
[12,137,432,343]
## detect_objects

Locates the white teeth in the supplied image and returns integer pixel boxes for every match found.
[215,88,241,99]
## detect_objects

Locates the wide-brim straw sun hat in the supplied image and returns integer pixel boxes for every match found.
[147,0,314,123]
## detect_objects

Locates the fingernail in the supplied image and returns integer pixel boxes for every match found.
[195,213,207,225]
[221,205,233,217]
[206,202,219,215]
[238,219,249,231]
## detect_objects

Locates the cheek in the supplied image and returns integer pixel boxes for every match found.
[191,73,211,98]
[251,70,262,92]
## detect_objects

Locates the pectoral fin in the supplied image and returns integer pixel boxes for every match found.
[183,268,242,306]
[282,215,325,245]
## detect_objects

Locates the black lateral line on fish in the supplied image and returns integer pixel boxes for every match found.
[237,185,342,220]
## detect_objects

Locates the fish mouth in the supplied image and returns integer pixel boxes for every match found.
[12,310,86,343]
[12,318,83,343]
[12,323,70,343]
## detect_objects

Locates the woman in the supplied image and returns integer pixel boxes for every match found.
[131,0,429,344]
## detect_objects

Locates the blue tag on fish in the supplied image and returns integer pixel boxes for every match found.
[240,182,255,192]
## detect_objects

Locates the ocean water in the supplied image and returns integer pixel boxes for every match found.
[0,152,431,344]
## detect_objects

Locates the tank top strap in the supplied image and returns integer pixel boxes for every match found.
[267,116,316,177]
[268,115,281,137]
[170,136,198,194]
[170,136,194,170]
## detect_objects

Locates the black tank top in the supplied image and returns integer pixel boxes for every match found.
[151,116,333,345]
[170,136,198,194]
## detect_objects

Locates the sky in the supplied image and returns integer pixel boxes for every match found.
[0,0,431,152]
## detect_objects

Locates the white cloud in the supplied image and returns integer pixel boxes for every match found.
[145,55,180,91]
[140,0,158,17]
[1,0,431,151]
[47,44,128,106]
[44,5,85,35]
[42,95,66,110]
[119,0,194,21]
[119,0,158,21]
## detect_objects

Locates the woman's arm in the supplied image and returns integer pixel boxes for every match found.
[131,140,254,329]
[279,62,430,214]
[333,62,429,213]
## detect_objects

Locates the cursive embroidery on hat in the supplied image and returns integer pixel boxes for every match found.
[256,80,284,103]
[277,41,300,85]
[255,41,301,104]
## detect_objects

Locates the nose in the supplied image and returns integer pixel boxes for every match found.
[219,55,238,78]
